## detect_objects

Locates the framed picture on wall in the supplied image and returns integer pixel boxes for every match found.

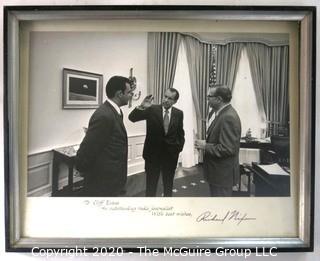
[3,5,315,253]
[63,68,103,109]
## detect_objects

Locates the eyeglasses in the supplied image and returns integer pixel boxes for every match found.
[207,95,217,99]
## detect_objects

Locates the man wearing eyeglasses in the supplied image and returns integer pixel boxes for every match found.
[75,76,133,197]
[129,88,185,197]
[195,85,241,197]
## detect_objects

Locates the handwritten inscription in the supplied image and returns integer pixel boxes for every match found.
[82,200,192,217]
[82,201,255,224]
[196,210,256,225]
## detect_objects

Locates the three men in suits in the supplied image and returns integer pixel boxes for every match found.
[75,76,133,197]
[195,85,241,197]
[129,88,185,197]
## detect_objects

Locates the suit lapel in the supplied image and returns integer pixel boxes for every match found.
[155,105,165,129]
[117,114,127,135]
[167,107,176,133]
[156,105,177,135]
[206,105,231,139]
[105,101,127,135]
[206,116,217,139]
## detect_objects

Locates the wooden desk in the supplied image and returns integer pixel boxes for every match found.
[250,162,290,196]
[240,138,272,150]
[240,138,273,165]
[52,145,78,196]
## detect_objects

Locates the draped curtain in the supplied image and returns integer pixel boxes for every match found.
[183,35,211,140]
[214,43,244,91]
[147,32,182,103]
[246,43,289,136]
[172,41,199,167]
[146,32,290,172]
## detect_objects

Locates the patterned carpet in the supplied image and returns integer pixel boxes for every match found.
[56,164,251,197]
[132,163,255,197]
[133,169,211,197]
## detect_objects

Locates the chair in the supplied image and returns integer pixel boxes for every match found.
[270,135,290,166]
[232,164,252,197]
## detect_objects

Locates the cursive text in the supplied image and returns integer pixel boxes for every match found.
[196,210,256,225]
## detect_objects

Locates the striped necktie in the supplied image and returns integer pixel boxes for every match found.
[163,109,170,134]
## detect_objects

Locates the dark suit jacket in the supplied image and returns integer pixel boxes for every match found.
[129,105,185,162]
[203,105,241,188]
[75,100,128,196]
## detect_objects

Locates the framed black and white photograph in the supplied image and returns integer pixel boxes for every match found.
[3,4,316,255]
[63,68,103,109]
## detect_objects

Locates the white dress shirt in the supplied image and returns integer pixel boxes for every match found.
[108,99,122,116]
[207,103,231,130]
[162,106,172,122]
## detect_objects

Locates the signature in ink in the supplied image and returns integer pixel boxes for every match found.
[196,210,256,225]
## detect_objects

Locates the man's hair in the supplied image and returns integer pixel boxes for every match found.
[106,76,131,98]
[168,88,180,101]
[212,84,232,103]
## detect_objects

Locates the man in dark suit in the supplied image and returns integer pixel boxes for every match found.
[195,85,241,197]
[129,88,185,197]
[75,76,133,197]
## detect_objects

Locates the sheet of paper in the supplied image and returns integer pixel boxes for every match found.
[256,138,271,143]
[258,163,290,176]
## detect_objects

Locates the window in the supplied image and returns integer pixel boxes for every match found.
[172,41,198,168]
[231,48,266,138]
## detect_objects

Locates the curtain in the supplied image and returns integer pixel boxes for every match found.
[215,43,244,91]
[246,43,289,136]
[172,41,199,167]
[147,32,182,103]
[183,35,211,140]
[181,32,289,47]
[231,48,266,138]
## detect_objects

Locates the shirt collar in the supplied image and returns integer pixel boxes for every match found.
[162,106,172,115]
[216,103,230,116]
[108,99,122,115]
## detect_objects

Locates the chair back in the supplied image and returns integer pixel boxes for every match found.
[270,135,290,166]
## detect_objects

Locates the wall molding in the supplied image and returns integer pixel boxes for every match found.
[27,134,146,196]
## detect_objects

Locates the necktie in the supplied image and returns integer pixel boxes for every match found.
[163,109,170,135]
[206,109,215,131]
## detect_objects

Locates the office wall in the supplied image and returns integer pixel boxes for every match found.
[27,32,148,195]
[28,31,148,154]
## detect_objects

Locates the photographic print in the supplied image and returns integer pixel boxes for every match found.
[29,32,290,198]
[4,6,315,251]
[63,68,103,109]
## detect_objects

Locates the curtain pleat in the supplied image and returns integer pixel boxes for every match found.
[147,32,182,103]
[246,43,289,136]
[183,35,211,140]
[215,43,244,91]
